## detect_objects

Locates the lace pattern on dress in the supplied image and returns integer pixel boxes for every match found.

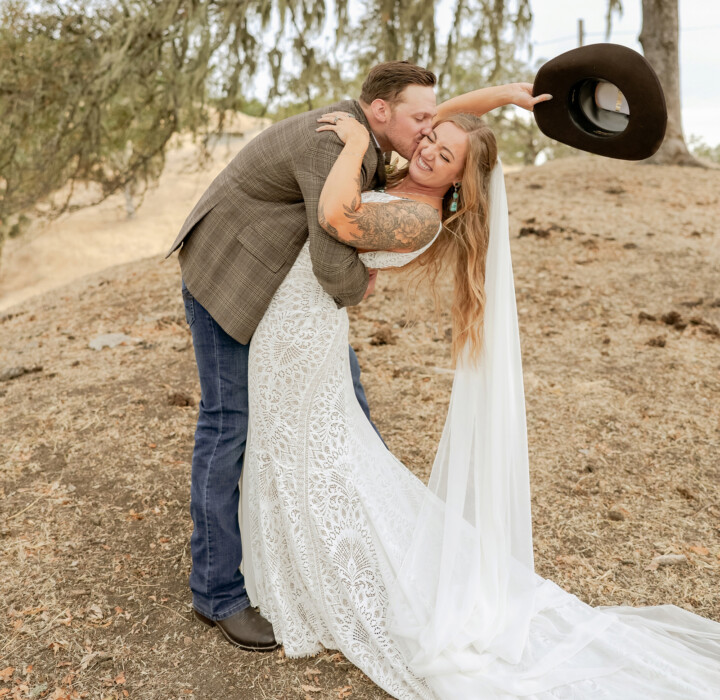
[240,191,720,700]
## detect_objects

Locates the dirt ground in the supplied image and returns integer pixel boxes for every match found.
[1,156,719,700]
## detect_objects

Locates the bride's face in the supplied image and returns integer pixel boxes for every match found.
[407,122,468,190]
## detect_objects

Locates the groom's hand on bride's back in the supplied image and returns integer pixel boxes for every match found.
[363,269,378,299]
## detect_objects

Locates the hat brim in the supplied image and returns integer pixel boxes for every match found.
[533,43,667,161]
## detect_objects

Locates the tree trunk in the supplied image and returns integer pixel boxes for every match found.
[124,183,136,219]
[639,0,700,165]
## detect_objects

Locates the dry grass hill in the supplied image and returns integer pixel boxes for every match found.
[0,140,718,699]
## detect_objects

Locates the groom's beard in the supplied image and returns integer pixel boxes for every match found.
[384,116,426,161]
[401,139,423,162]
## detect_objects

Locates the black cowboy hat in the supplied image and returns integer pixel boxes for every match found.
[533,43,667,161]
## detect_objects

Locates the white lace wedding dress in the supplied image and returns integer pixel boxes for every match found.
[240,186,720,699]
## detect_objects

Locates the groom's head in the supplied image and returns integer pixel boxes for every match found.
[359,61,437,160]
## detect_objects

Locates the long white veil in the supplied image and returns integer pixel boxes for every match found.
[387,162,720,698]
[387,160,537,672]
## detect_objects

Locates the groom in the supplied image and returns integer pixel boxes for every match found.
[168,61,439,650]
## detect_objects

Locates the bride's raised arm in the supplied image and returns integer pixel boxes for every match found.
[435,82,552,121]
[316,112,440,253]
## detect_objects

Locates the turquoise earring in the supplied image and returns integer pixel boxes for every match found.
[450,182,460,212]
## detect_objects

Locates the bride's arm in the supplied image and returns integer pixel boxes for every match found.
[435,82,552,121]
[316,112,439,253]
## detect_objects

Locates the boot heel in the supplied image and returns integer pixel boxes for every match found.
[193,610,215,627]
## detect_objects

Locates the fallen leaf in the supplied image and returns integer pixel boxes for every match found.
[304,668,321,679]
[555,554,585,567]
[0,667,13,681]
[645,554,687,571]
[49,690,72,700]
[59,612,73,626]
[87,605,104,620]
[79,652,100,670]
[336,686,353,698]
[301,685,322,693]
[21,606,47,616]
[114,672,126,685]
[689,545,710,556]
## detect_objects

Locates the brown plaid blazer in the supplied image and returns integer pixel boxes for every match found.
[166,100,386,345]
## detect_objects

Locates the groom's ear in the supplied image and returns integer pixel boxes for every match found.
[370,98,391,125]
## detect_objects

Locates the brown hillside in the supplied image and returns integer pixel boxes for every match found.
[0,157,718,699]
[0,113,270,312]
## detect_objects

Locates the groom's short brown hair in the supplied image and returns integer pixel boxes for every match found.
[359,61,436,106]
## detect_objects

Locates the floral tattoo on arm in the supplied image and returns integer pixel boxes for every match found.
[343,200,439,251]
[318,162,439,251]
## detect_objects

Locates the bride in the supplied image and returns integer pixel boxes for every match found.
[239,110,720,698]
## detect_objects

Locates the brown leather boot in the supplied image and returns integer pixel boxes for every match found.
[194,607,279,652]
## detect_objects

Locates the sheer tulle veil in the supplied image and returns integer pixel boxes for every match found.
[387,160,538,669]
[386,161,720,696]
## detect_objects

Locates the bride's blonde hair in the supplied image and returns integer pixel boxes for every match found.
[389,114,498,364]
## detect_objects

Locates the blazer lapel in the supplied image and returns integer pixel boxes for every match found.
[374,152,387,188]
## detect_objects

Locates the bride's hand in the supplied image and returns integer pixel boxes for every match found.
[316,112,370,151]
[509,82,553,111]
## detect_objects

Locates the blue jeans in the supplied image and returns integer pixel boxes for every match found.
[181,281,380,620]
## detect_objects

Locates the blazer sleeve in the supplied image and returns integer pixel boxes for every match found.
[295,136,370,309]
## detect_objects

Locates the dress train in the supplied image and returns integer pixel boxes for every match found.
[240,184,720,699]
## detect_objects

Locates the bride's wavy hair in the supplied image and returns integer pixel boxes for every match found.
[388,114,498,364]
